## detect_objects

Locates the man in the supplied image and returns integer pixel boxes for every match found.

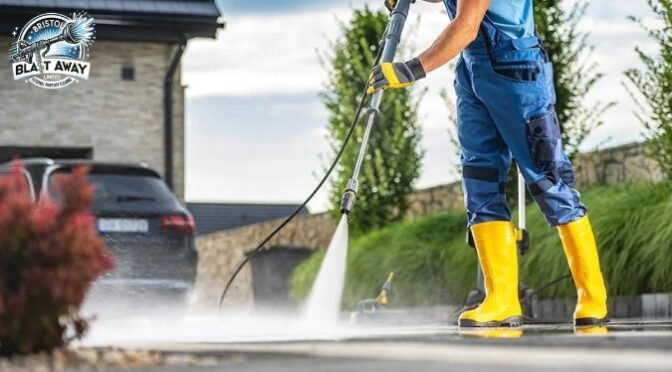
[370,0,608,327]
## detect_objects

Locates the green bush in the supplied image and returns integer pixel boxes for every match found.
[291,182,672,309]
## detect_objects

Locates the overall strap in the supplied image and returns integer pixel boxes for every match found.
[442,0,457,19]
[479,23,496,64]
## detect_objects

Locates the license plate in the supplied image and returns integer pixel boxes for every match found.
[98,218,149,233]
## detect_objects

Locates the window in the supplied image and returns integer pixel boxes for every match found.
[49,170,176,212]
[122,66,135,81]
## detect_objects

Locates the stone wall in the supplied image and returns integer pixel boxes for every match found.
[573,142,662,187]
[0,38,186,198]
[403,142,662,218]
[194,213,336,309]
[195,142,662,309]
[405,181,464,219]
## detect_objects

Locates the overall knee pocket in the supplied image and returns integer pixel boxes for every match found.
[526,107,574,185]
[525,107,585,225]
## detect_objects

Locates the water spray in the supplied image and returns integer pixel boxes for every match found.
[218,0,415,312]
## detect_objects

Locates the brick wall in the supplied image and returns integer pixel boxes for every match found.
[0,38,185,198]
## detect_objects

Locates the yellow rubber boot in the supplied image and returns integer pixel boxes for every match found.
[459,221,523,327]
[558,216,608,326]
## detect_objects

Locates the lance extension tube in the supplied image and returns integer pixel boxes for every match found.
[341,0,413,215]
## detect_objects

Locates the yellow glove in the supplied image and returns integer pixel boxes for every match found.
[385,0,415,12]
[367,58,426,95]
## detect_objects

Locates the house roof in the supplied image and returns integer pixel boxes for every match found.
[187,203,310,236]
[0,0,223,43]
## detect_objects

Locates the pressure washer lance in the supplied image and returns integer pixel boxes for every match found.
[217,0,415,311]
[340,0,414,215]
[517,166,530,254]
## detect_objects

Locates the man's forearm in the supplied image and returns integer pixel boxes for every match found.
[417,0,490,74]
[417,19,477,73]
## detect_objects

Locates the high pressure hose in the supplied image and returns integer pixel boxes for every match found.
[217,30,390,311]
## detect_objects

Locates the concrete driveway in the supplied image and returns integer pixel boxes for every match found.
[126,320,672,372]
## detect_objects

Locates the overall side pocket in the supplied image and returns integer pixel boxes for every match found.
[492,61,541,82]
[487,47,545,83]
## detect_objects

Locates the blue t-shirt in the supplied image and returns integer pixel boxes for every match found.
[487,0,535,39]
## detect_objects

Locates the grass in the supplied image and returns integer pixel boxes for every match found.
[290,182,672,309]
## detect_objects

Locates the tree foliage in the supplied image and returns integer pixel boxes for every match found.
[322,7,423,234]
[534,0,614,157]
[625,0,672,181]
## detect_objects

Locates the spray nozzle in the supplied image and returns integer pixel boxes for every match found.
[340,179,359,215]
[340,190,356,215]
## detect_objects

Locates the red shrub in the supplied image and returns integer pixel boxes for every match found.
[0,162,114,356]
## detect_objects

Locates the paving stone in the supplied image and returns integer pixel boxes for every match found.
[655,293,671,319]
[641,294,657,318]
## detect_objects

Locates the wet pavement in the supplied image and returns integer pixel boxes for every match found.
[125,320,672,371]
[377,320,672,350]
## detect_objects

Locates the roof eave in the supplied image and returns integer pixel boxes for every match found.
[0,6,223,43]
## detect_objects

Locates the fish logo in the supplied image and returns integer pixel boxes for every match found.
[9,12,95,89]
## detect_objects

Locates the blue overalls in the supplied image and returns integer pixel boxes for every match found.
[444,0,586,227]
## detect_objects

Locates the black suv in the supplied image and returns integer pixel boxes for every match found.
[0,158,198,305]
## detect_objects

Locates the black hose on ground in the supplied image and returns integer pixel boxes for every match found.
[218,35,388,312]
[534,273,572,294]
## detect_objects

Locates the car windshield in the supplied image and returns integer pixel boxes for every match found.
[49,170,176,211]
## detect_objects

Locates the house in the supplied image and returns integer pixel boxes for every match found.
[0,0,223,199]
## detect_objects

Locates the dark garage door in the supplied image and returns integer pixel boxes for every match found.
[248,247,312,309]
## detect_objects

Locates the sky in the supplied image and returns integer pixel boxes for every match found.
[182,0,656,212]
